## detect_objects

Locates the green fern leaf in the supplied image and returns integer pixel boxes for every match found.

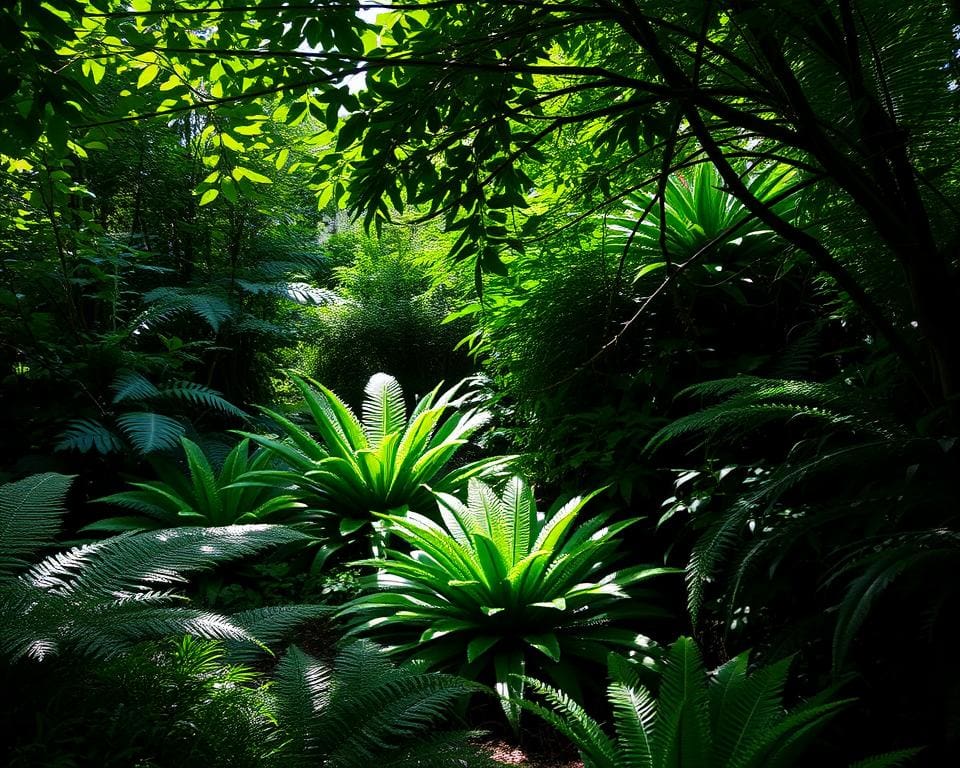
[0,473,73,577]
[157,382,248,419]
[117,412,185,453]
[111,371,162,403]
[56,419,124,454]
[362,372,407,447]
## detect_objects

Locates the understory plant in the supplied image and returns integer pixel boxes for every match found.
[242,372,513,537]
[647,375,960,669]
[523,636,919,768]
[88,436,310,532]
[266,639,493,768]
[341,476,678,728]
[56,371,248,455]
[0,472,310,660]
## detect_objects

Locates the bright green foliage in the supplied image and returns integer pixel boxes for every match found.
[341,476,678,728]
[0,471,309,660]
[266,639,493,768]
[88,436,308,531]
[242,372,513,533]
[607,162,799,269]
[523,636,920,768]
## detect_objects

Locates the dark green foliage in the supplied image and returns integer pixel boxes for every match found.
[0,471,74,577]
[306,228,474,406]
[266,639,493,768]
[523,636,920,768]
[0,471,310,661]
[341,476,678,728]
[648,375,959,661]
[3,636,272,768]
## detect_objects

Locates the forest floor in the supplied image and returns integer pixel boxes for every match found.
[486,739,583,767]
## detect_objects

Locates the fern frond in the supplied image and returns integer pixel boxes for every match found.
[650,377,901,452]
[1,525,308,661]
[609,681,656,768]
[227,604,333,661]
[116,412,185,453]
[111,371,162,403]
[0,473,73,577]
[687,502,753,625]
[362,373,407,447]
[56,419,125,454]
[157,382,248,419]
[143,287,233,332]
[847,748,923,768]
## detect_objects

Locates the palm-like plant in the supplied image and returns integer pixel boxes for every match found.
[0,472,311,661]
[265,639,493,768]
[241,372,514,535]
[87,436,310,532]
[340,476,678,728]
[606,161,800,271]
[523,636,919,768]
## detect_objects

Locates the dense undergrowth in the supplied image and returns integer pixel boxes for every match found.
[2,1,959,766]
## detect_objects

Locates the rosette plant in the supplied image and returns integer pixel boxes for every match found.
[87,437,309,532]
[340,477,679,728]
[240,372,514,538]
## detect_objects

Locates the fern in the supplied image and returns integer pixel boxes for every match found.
[0,473,74,577]
[56,419,125,454]
[649,375,940,666]
[117,411,186,453]
[157,382,249,419]
[267,640,491,768]
[523,637,913,768]
[143,287,234,332]
[1,516,309,661]
[111,371,162,403]
[227,604,334,662]
[648,377,900,452]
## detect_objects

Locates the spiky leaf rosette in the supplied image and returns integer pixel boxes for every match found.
[340,476,678,729]
[521,636,919,768]
[89,436,310,531]
[239,372,514,536]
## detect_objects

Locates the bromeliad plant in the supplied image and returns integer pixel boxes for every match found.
[522,636,919,768]
[87,436,310,532]
[241,372,514,536]
[340,476,678,728]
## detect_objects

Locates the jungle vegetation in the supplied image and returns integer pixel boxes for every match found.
[1,0,957,765]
